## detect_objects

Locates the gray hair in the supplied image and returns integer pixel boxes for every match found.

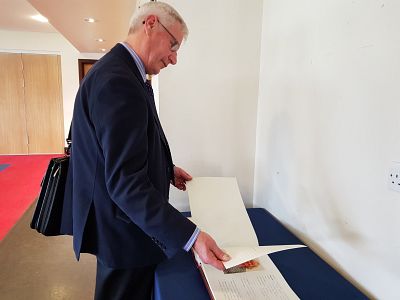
[129,1,188,39]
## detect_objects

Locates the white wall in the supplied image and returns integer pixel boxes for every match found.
[0,30,103,140]
[254,1,400,298]
[158,0,263,211]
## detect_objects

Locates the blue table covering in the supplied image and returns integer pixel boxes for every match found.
[154,208,367,300]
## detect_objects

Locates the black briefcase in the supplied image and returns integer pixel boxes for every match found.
[30,155,70,236]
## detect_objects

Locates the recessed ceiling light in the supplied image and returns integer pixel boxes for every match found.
[96,38,105,42]
[84,17,96,23]
[100,48,107,52]
[31,14,48,23]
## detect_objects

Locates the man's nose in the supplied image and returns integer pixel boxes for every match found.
[169,52,177,65]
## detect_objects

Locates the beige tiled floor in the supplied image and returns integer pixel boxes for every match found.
[0,204,96,300]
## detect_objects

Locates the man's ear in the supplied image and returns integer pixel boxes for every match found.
[143,15,157,35]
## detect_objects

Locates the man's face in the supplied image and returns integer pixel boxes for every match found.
[145,18,184,75]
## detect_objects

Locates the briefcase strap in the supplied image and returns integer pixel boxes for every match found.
[65,123,72,155]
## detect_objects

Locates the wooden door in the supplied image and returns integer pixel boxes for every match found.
[78,59,97,83]
[0,53,28,154]
[22,54,64,154]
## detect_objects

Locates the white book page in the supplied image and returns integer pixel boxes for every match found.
[187,177,258,247]
[202,255,300,300]
[222,245,306,269]
[188,177,302,300]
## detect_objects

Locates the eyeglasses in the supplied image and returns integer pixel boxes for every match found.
[158,20,180,52]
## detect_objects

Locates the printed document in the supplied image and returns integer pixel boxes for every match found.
[187,177,305,300]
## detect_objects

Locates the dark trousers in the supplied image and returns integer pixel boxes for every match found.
[95,259,156,300]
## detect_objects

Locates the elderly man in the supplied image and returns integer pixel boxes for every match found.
[63,1,229,299]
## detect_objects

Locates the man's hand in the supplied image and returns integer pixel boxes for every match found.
[193,231,230,271]
[172,166,192,191]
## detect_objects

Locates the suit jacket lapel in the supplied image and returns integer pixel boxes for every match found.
[144,86,170,150]
[143,85,174,181]
[111,44,171,151]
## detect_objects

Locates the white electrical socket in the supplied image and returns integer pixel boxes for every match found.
[388,161,400,192]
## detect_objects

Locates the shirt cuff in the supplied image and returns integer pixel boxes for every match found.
[183,227,200,252]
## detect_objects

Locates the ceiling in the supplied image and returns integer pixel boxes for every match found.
[0,0,139,53]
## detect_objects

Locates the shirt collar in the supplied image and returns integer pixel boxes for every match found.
[120,42,146,82]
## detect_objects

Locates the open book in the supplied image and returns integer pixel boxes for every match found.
[187,177,305,300]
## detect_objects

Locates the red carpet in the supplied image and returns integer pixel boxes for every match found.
[0,155,61,241]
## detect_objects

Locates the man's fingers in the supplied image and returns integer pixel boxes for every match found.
[181,170,192,180]
[201,249,226,271]
[210,248,230,270]
[193,231,231,271]
[210,244,231,262]
[209,259,225,271]
[174,180,186,190]
[172,166,192,191]
[175,166,192,181]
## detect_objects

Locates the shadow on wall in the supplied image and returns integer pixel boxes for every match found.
[260,111,371,298]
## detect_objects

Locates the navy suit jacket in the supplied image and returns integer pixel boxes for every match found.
[62,44,196,268]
